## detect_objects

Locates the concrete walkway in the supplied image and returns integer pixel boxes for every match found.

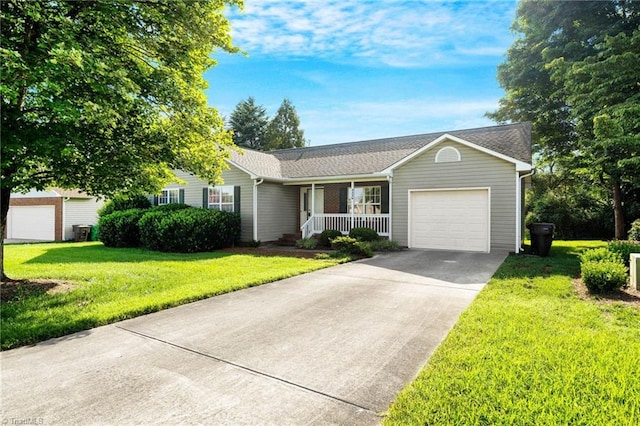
[1,250,507,425]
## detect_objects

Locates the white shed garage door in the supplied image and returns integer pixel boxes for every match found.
[7,206,55,241]
[409,189,489,252]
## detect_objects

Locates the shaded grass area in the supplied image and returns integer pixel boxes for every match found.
[385,241,640,425]
[1,242,343,350]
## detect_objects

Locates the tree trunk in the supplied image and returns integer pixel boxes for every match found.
[1,186,12,281]
[612,180,625,240]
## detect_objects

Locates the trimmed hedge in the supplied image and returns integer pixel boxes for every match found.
[149,203,192,213]
[100,204,241,253]
[581,260,628,293]
[318,229,342,247]
[607,240,640,267]
[348,227,379,242]
[98,208,148,248]
[331,236,373,257]
[580,247,623,264]
[98,194,151,217]
[138,204,194,250]
[141,208,241,253]
[138,211,167,251]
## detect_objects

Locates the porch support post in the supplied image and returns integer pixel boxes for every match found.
[311,183,315,235]
[350,181,355,231]
[387,175,393,240]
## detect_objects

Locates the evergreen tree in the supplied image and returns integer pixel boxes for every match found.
[265,98,307,150]
[228,97,269,150]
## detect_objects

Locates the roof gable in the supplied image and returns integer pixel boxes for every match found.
[383,133,532,173]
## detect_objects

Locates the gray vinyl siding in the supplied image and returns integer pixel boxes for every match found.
[257,183,298,242]
[169,168,254,242]
[164,170,208,206]
[392,141,517,251]
[63,198,105,240]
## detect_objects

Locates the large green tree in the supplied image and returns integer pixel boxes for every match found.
[228,96,269,150]
[265,98,307,150]
[490,0,640,239]
[0,0,241,280]
[554,30,640,238]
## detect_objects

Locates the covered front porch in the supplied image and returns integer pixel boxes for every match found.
[301,213,390,238]
[296,179,391,239]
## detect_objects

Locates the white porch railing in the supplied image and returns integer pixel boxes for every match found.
[301,213,390,238]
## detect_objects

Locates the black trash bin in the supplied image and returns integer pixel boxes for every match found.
[72,225,92,242]
[527,223,555,256]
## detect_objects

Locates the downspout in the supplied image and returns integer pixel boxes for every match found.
[63,197,70,240]
[253,178,263,241]
[516,170,535,253]
[387,174,393,240]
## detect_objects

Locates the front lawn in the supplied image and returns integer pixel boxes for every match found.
[1,242,343,350]
[384,240,640,425]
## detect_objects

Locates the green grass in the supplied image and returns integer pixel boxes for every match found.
[1,242,343,350]
[384,241,640,425]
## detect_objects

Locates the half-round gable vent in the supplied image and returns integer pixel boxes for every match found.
[435,146,461,163]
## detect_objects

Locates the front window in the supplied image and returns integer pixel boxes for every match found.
[159,189,180,205]
[208,186,234,212]
[349,186,381,214]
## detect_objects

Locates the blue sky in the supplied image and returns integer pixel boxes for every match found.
[205,0,518,146]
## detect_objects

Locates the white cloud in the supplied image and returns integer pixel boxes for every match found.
[227,0,516,67]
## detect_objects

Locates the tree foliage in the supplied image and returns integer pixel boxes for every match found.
[491,0,640,238]
[229,97,307,151]
[265,98,307,150]
[228,96,269,149]
[526,171,614,240]
[0,0,241,279]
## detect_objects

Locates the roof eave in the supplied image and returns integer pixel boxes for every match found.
[283,173,391,185]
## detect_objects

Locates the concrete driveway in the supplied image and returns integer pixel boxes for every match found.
[1,249,507,425]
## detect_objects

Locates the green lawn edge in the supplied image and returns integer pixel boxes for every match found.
[1,242,345,350]
[383,240,640,425]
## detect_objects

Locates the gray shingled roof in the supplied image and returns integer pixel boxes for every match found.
[229,148,283,179]
[229,122,531,180]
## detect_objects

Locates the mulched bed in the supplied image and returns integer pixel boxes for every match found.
[0,279,77,302]
[573,278,640,308]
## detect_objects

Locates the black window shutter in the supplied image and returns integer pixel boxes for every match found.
[234,186,241,212]
[153,195,159,206]
[202,188,209,208]
[179,189,185,204]
[339,187,348,213]
[381,184,389,214]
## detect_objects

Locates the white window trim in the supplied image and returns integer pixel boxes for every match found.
[208,185,235,212]
[349,185,382,215]
[435,146,461,163]
[159,189,180,205]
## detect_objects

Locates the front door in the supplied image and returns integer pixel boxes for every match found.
[299,187,324,226]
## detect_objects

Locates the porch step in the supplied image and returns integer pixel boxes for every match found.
[277,233,302,246]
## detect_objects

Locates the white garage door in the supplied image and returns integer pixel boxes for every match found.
[7,206,56,241]
[409,189,489,252]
